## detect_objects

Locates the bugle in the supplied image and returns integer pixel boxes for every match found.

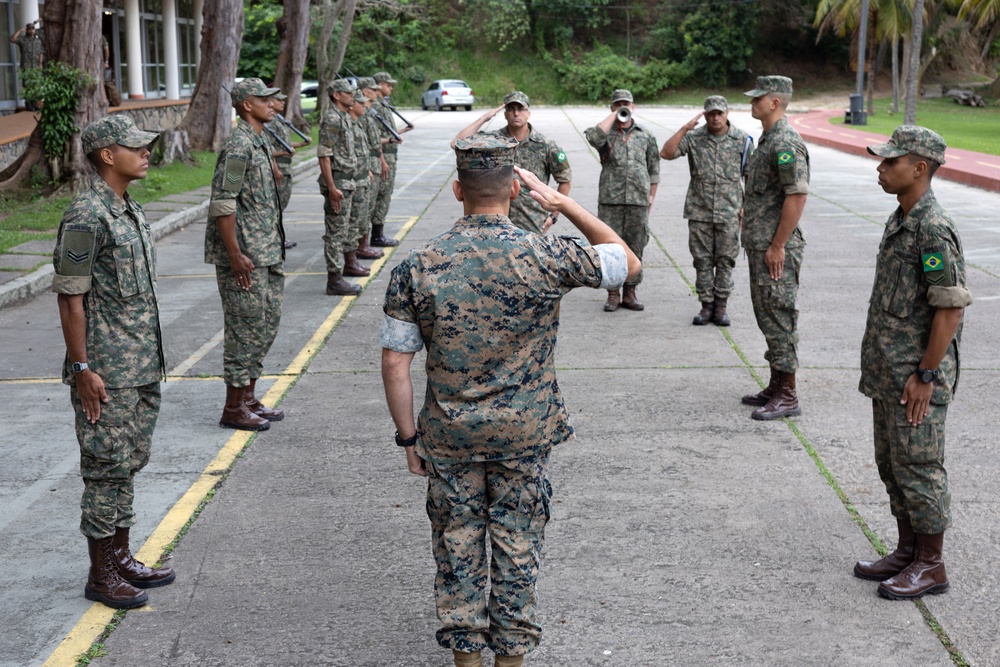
[275,113,311,144]
[616,107,632,124]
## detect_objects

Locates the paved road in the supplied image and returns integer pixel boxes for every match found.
[1,106,998,667]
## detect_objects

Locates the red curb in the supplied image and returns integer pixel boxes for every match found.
[790,109,1000,194]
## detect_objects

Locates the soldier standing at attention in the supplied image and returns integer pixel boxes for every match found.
[206,78,286,431]
[369,71,413,247]
[661,96,753,326]
[739,75,809,420]
[854,127,971,601]
[585,89,660,312]
[356,77,387,260]
[342,89,375,277]
[451,91,572,234]
[53,115,175,610]
[317,79,363,296]
[266,92,310,250]
[380,135,639,667]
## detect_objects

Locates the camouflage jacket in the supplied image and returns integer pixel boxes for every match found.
[742,116,809,250]
[14,33,43,69]
[52,177,164,388]
[206,119,284,267]
[375,98,400,155]
[379,214,629,463]
[584,122,660,206]
[316,106,358,190]
[485,124,572,234]
[675,123,752,224]
[859,189,972,403]
[266,120,293,174]
[360,110,383,174]
[351,113,372,184]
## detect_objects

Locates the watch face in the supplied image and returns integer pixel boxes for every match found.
[920,370,936,383]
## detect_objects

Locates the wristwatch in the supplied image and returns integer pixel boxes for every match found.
[916,367,939,383]
[394,431,419,447]
[71,361,89,373]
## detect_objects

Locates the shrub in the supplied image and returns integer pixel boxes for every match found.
[21,62,95,161]
[551,46,689,101]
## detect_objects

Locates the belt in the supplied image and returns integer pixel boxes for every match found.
[369,149,382,157]
[333,170,356,180]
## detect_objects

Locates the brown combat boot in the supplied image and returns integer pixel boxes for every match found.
[751,372,801,420]
[692,301,714,325]
[855,517,916,581]
[220,384,271,431]
[621,284,645,311]
[742,368,779,406]
[326,271,361,296]
[495,656,525,667]
[878,532,949,600]
[713,297,731,327]
[356,234,384,259]
[112,527,175,588]
[452,650,483,667]
[371,224,399,247]
[245,378,284,422]
[343,250,370,277]
[85,536,149,609]
[604,289,621,312]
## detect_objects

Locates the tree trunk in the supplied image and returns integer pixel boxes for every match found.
[316,0,345,119]
[330,0,357,83]
[904,0,926,125]
[273,0,312,131]
[891,35,899,114]
[178,0,244,151]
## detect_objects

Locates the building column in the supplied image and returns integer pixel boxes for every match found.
[193,0,203,67]
[125,0,144,99]
[162,0,179,99]
[17,1,40,27]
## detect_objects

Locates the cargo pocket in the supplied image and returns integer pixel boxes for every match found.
[881,253,918,319]
[894,407,945,466]
[113,241,139,297]
[516,478,552,534]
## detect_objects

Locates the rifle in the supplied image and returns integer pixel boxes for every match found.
[264,123,294,154]
[340,65,414,130]
[275,113,311,144]
[370,107,402,143]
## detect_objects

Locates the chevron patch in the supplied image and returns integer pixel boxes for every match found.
[66,249,90,264]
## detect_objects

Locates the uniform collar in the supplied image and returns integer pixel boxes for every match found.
[760,116,789,141]
[501,123,541,144]
[896,188,937,232]
[235,118,267,148]
[89,176,136,218]
[454,213,512,228]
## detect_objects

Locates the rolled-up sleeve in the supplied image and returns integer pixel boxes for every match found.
[595,243,628,289]
[379,315,423,353]
[927,285,972,309]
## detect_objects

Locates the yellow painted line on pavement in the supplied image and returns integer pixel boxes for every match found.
[975,160,1000,170]
[41,215,418,667]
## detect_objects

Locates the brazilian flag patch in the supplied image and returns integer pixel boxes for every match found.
[777,151,794,166]
[557,151,567,162]
[923,252,944,272]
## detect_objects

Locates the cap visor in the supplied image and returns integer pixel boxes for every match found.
[743,88,768,97]
[120,129,161,148]
[866,143,907,158]
[705,105,727,113]
[262,87,281,97]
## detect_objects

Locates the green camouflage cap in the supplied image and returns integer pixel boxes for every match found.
[82,114,160,155]
[503,91,530,108]
[373,71,397,84]
[455,132,518,170]
[352,89,367,103]
[744,75,793,97]
[358,76,378,90]
[230,77,280,106]
[274,91,288,101]
[611,89,633,104]
[328,78,355,94]
[867,125,947,165]
[704,95,728,113]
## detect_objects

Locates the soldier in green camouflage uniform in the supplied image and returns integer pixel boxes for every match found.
[584,88,660,312]
[452,91,572,235]
[206,78,286,432]
[369,71,413,247]
[341,89,374,277]
[317,78,363,296]
[10,22,44,109]
[380,135,638,667]
[661,96,753,327]
[852,126,972,601]
[739,76,809,420]
[266,93,311,250]
[356,77,387,260]
[53,115,175,610]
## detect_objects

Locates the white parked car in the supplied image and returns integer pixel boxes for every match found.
[421,79,474,111]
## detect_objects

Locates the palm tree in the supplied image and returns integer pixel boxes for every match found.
[904,0,926,124]
[959,0,1000,59]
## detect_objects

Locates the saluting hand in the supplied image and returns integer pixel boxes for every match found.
[684,111,704,132]
[516,166,564,212]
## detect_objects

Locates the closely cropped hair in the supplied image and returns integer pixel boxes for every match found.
[773,92,791,109]
[908,153,941,177]
[457,166,514,203]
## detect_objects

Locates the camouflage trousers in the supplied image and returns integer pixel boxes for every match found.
[277,168,292,211]
[370,153,397,228]
[216,264,284,387]
[873,399,952,534]
[598,203,649,285]
[746,247,802,373]
[349,179,371,243]
[426,452,552,657]
[320,181,355,273]
[72,382,160,539]
[689,219,739,302]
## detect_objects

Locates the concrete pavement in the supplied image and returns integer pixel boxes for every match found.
[2,106,999,667]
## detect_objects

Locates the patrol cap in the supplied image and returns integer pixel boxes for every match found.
[867,125,947,165]
[358,76,378,90]
[744,75,793,97]
[274,91,288,101]
[328,78,355,94]
[504,91,530,109]
[611,89,634,104]
[373,71,397,84]
[704,95,728,113]
[454,133,518,170]
[230,77,280,106]
[352,89,367,103]
[82,114,160,155]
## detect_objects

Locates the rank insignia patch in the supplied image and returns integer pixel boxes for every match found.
[66,250,89,264]
[923,252,944,272]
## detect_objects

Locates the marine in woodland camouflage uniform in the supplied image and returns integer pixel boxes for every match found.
[53,114,174,610]
[740,75,809,420]
[369,70,412,247]
[854,126,972,601]
[452,91,572,235]
[317,78,363,295]
[584,88,659,311]
[380,134,634,666]
[661,95,753,326]
[207,78,286,431]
